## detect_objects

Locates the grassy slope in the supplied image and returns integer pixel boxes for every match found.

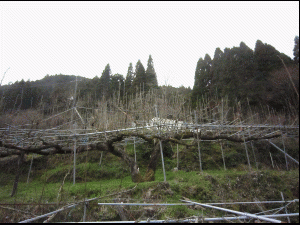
[0,141,299,222]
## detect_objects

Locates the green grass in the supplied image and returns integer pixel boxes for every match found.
[0,168,298,222]
[0,139,298,222]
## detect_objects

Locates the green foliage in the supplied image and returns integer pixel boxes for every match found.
[99,64,112,99]
[125,62,134,95]
[0,162,298,222]
[163,205,195,220]
[294,36,299,63]
[145,54,158,89]
[191,39,296,110]
[110,73,125,98]
[192,54,212,104]
[132,59,146,93]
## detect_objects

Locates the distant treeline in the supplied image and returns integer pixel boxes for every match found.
[0,55,160,112]
[192,37,299,110]
[0,37,299,113]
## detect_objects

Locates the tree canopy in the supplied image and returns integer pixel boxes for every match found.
[191,39,297,109]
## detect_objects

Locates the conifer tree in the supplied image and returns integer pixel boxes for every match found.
[293,36,299,64]
[132,60,146,93]
[99,64,111,99]
[210,47,224,97]
[192,54,212,103]
[146,55,158,89]
[125,63,134,95]
[237,42,255,102]
[110,74,125,98]
[252,40,293,105]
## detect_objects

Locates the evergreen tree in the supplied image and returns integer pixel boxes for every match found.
[125,63,134,95]
[235,42,255,101]
[192,54,212,103]
[254,40,290,73]
[209,43,255,104]
[110,74,125,98]
[132,60,146,93]
[210,47,224,97]
[253,40,293,105]
[293,36,299,64]
[99,64,111,99]
[145,55,158,89]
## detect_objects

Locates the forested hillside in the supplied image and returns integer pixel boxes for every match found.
[0,38,298,116]
[192,38,299,110]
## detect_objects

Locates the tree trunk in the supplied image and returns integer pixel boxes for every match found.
[143,141,161,182]
[112,145,143,183]
[113,198,128,221]
[11,152,25,197]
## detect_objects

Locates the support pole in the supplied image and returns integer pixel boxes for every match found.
[73,137,76,185]
[176,143,179,169]
[281,134,289,170]
[27,154,34,183]
[92,214,299,223]
[248,130,258,170]
[281,192,291,223]
[243,133,251,170]
[220,142,226,170]
[268,140,299,165]
[180,199,282,223]
[99,152,103,166]
[270,152,275,169]
[134,137,136,162]
[83,201,87,222]
[196,131,202,173]
[159,140,166,182]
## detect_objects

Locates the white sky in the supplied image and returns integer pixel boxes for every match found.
[0,1,299,88]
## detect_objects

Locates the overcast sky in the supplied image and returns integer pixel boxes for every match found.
[1,1,299,88]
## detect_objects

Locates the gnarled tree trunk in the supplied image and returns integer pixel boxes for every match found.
[11,152,25,197]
